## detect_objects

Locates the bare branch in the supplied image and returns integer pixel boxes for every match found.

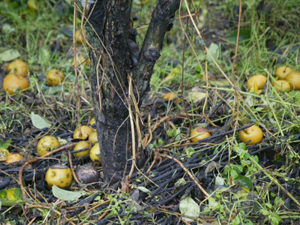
[134,0,180,98]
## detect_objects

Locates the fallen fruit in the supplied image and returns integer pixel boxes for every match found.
[90,143,101,163]
[6,59,29,77]
[6,153,24,164]
[46,69,65,86]
[45,164,73,189]
[73,126,94,140]
[3,74,30,95]
[89,132,98,145]
[246,74,267,90]
[76,166,99,184]
[285,71,300,90]
[89,117,96,125]
[0,148,10,160]
[72,55,90,67]
[37,136,61,156]
[75,30,85,44]
[190,127,211,143]
[73,141,91,158]
[272,80,291,92]
[239,125,263,145]
[275,66,293,80]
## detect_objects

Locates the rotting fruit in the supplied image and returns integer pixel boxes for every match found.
[272,80,291,92]
[73,141,91,158]
[6,153,24,164]
[239,125,263,146]
[3,74,30,95]
[275,66,293,80]
[246,74,267,90]
[6,59,29,77]
[45,164,73,189]
[190,127,211,143]
[285,71,300,90]
[46,69,65,86]
[37,136,60,156]
[90,143,101,163]
[89,132,98,145]
[76,166,99,184]
[73,126,94,140]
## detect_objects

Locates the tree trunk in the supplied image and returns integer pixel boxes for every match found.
[86,0,180,183]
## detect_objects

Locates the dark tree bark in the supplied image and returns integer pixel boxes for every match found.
[85,0,180,183]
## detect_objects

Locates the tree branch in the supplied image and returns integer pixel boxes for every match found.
[134,0,180,99]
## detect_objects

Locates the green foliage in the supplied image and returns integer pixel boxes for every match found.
[0,139,12,149]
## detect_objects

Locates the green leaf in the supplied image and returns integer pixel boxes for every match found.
[233,142,246,153]
[232,216,241,225]
[207,197,220,211]
[31,112,52,129]
[271,217,279,225]
[207,42,219,62]
[0,139,12,149]
[215,176,225,186]
[44,86,64,95]
[226,29,251,43]
[0,188,23,206]
[179,197,200,222]
[270,212,282,225]
[2,24,15,34]
[235,176,253,189]
[0,49,20,62]
[260,208,269,216]
[175,177,186,187]
[231,170,239,179]
[265,203,273,209]
[167,128,177,137]
[185,147,195,158]
[244,219,254,225]
[58,137,67,145]
[52,185,86,201]
[233,164,243,173]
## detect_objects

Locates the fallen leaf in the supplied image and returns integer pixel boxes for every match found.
[31,112,52,129]
[137,186,151,194]
[187,90,207,103]
[0,49,20,62]
[207,42,219,62]
[52,185,86,201]
[179,197,200,222]
[0,187,23,206]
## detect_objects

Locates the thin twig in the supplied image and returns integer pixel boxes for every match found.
[128,74,137,179]
[68,151,80,185]
[249,156,300,208]
[160,154,209,198]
